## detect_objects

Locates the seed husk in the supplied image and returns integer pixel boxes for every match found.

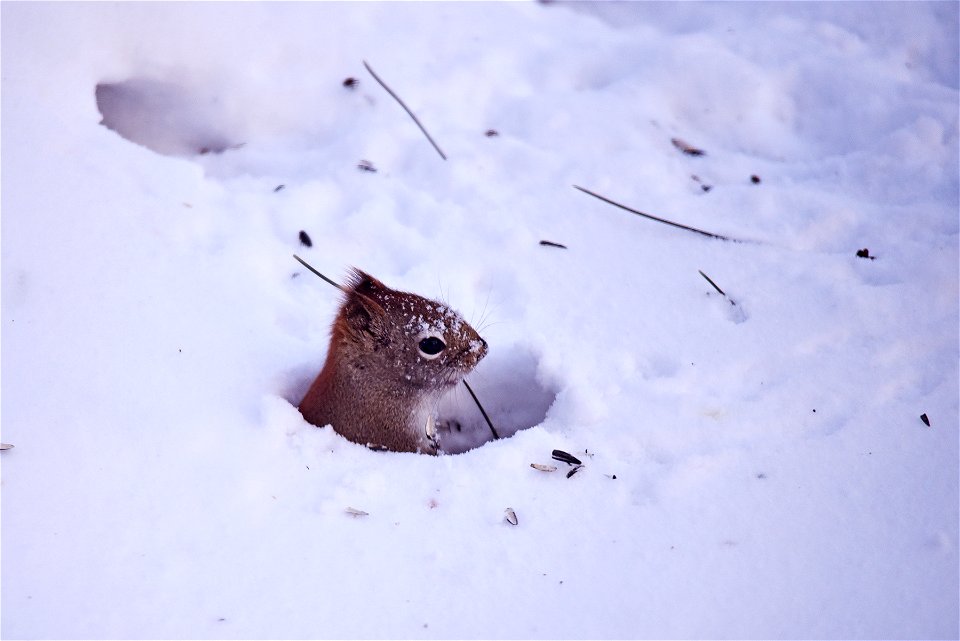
[530,463,558,472]
[552,449,582,466]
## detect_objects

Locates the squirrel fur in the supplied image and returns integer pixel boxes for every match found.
[299,269,487,454]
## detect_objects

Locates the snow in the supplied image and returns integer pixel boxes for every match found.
[1,1,957,638]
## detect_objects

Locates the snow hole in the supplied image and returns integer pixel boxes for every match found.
[95,77,241,157]
[284,348,556,455]
[436,348,557,454]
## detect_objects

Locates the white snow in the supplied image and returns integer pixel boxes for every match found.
[2,2,958,639]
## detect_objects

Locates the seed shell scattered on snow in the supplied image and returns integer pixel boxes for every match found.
[566,465,584,479]
[551,449,582,466]
[530,463,558,472]
[504,508,518,526]
[671,137,706,156]
[345,507,369,517]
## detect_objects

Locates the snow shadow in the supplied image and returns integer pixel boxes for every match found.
[436,348,557,454]
[95,78,240,157]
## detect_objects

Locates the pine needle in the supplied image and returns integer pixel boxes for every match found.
[698,269,726,296]
[363,60,447,161]
[293,254,344,291]
[573,184,740,242]
[699,269,738,306]
[463,379,500,440]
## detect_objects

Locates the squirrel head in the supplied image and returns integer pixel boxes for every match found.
[332,268,488,393]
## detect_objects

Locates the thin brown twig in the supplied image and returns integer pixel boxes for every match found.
[698,269,738,306]
[293,254,344,291]
[573,185,741,242]
[463,380,500,440]
[698,270,726,296]
[363,60,447,161]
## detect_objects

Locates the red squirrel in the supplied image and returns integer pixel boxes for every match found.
[299,268,488,454]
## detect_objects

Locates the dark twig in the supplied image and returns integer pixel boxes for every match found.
[698,270,726,296]
[363,60,447,161]
[573,185,739,242]
[463,379,500,440]
[293,254,344,291]
[699,269,738,306]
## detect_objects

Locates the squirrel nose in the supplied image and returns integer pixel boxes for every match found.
[480,338,488,350]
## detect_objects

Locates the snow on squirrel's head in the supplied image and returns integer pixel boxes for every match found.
[333,268,488,392]
[299,264,489,455]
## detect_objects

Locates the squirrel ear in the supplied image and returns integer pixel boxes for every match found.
[341,289,386,339]
[346,268,386,298]
[340,268,389,339]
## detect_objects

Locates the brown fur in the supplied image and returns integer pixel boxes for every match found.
[299,269,487,454]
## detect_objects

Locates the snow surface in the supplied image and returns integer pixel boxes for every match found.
[2,2,958,639]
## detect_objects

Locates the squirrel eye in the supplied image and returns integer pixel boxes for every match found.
[418,336,446,359]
